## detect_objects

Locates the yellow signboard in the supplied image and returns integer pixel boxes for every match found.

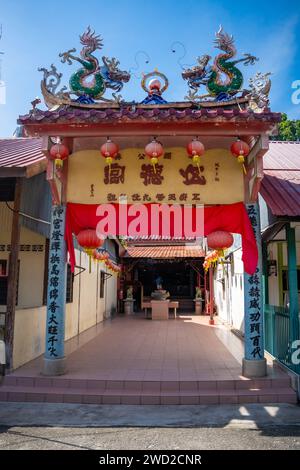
[67,147,244,205]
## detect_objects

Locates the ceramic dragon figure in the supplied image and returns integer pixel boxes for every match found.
[182,26,258,103]
[59,27,130,102]
[39,27,130,108]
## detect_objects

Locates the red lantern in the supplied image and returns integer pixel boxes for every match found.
[49,143,70,168]
[145,138,163,172]
[207,230,233,257]
[186,138,205,169]
[100,138,119,166]
[230,139,250,174]
[77,229,104,272]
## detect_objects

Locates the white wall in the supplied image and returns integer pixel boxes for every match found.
[12,250,118,369]
[215,249,245,333]
[0,203,118,368]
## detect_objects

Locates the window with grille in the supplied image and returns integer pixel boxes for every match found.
[99,271,105,299]
[66,264,74,303]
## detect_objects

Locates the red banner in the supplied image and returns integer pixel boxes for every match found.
[65,202,258,275]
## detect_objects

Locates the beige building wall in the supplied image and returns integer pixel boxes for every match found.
[0,203,118,369]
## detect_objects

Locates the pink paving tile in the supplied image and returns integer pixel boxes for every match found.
[180,396,200,405]
[82,395,101,404]
[0,391,8,401]
[141,395,160,405]
[35,378,53,388]
[271,378,291,388]
[46,394,64,403]
[3,376,17,386]
[216,380,235,390]
[86,380,106,390]
[198,381,217,390]
[277,394,297,403]
[199,395,219,405]
[219,395,239,404]
[105,380,124,390]
[258,394,278,403]
[102,395,121,404]
[238,395,259,404]
[26,393,45,402]
[121,395,141,405]
[142,381,161,391]
[63,394,83,404]
[179,381,198,391]
[7,392,27,402]
[235,379,254,389]
[161,381,179,391]
[124,381,142,391]
[161,396,180,405]
[16,377,35,387]
[52,379,70,388]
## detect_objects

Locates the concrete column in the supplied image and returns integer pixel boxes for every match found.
[243,202,267,378]
[43,205,67,376]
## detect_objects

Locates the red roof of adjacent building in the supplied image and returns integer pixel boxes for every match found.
[260,141,300,217]
[124,245,205,258]
[0,137,45,176]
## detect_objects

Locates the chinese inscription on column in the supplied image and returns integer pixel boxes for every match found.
[244,203,264,361]
[45,205,66,360]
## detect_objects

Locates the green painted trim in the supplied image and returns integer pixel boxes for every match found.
[262,242,269,304]
[286,224,299,344]
[277,242,284,306]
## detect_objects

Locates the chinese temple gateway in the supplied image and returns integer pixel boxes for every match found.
[17,27,282,387]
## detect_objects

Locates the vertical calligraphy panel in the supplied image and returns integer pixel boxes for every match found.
[243,203,267,377]
[43,205,67,375]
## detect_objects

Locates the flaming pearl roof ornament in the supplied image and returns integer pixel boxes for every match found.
[141,69,169,104]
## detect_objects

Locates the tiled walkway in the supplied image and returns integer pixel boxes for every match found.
[10,314,284,381]
[1,315,296,405]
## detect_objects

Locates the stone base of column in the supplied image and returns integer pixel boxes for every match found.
[42,357,67,376]
[242,358,267,378]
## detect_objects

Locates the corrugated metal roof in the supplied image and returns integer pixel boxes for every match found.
[124,245,204,258]
[260,142,300,217]
[0,137,45,171]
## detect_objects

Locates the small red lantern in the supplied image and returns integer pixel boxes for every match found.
[230,139,250,174]
[77,229,104,272]
[207,230,233,257]
[49,143,70,168]
[100,138,119,166]
[187,138,205,169]
[145,138,163,172]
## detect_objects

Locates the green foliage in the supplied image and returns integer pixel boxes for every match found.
[271,113,300,141]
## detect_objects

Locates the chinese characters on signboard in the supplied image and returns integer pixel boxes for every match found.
[245,204,263,360]
[47,206,64,358]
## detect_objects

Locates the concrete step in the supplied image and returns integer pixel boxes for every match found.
[2,375,292,391]
[0,375,297,405]
[0,385,297,405]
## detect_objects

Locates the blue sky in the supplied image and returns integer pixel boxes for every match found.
[0,0,299,137]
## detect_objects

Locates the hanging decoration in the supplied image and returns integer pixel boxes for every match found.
[207,230,233,256]
[186,138,205,172]
[93,249,109,263]
[145,138,164,172]
[203,250,219,272]
[101,138,119,172]
[77,229,104,272]
[230,139,250,174]
[49,142,70,168]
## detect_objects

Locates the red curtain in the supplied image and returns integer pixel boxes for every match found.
[65,201,258,275]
